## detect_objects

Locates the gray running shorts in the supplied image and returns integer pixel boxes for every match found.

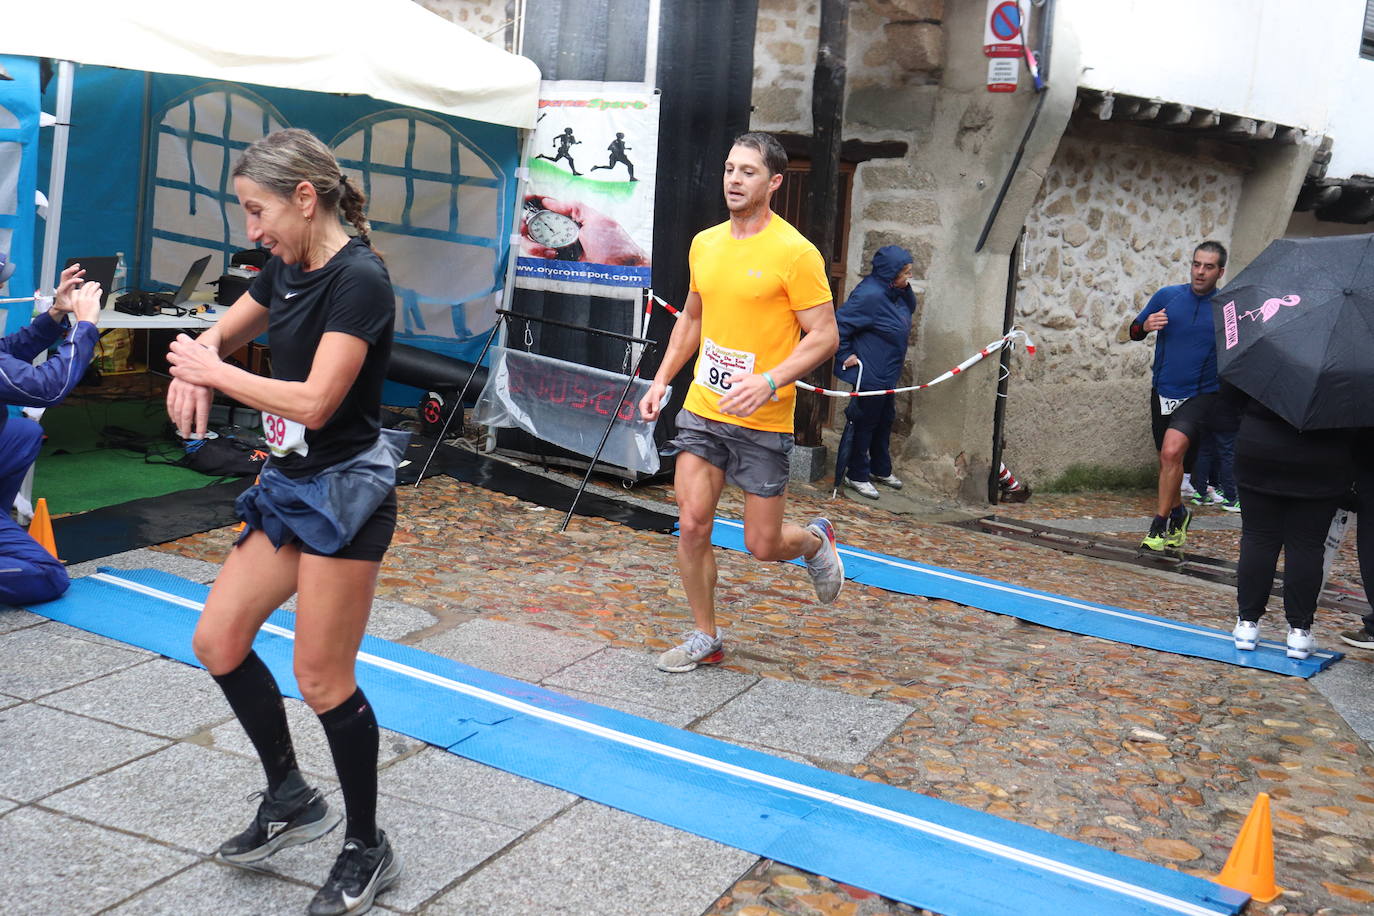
[667,409,793,498]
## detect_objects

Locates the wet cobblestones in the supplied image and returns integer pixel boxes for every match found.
[157,476,1373,915]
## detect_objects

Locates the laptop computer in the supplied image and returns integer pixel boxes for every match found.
[63,256,117,308]
[112,254,213,316]
[150,254,212,308]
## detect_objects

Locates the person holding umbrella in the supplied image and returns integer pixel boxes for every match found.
[1212,233,1374,658]
[1128,241,1227,556]
[1338,427,1374,649]
[1224,382,1355,657]
[833,245,916,499]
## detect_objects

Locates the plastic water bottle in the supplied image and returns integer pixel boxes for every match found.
[112,252,127,293]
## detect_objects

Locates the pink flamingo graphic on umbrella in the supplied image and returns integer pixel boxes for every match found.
[1240,294,1301,322]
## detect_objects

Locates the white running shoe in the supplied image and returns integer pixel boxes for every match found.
[1180,475,1197,499]
[1286,627,1315,660]
[1233,618,1259,651]
[872,474,904,490]
[845,477,880,499]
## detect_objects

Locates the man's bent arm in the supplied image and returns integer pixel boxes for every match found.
[764,301,839,385]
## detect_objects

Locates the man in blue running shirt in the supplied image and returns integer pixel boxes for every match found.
[1128,240,1226,554]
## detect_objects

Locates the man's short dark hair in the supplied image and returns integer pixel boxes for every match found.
[732,131,788,176]
[1195,240,1228,268]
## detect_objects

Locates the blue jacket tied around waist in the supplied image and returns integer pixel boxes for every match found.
[235,428,410,555]
[834,246,917,391]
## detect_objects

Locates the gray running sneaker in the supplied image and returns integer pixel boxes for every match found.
[218,770,341,865]
[804,517,844,604]
[1338,628,1374,649]
[656,629,724,673]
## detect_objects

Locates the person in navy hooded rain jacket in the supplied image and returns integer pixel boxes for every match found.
[834,245,916,499]
[0,261,102,605]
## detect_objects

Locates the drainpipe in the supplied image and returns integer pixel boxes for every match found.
[988,228,1024,503]
[974,0,1056,254]
[983,0,1055,503]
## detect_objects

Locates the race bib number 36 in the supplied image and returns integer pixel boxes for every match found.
[262,411,310,458]
[696,337,756,395]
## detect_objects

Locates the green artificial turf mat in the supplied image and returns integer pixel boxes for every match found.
[32,397,218,515]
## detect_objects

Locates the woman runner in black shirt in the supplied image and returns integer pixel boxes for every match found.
[166,128,401,916]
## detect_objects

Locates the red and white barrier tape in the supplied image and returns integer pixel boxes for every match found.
[646,292,1035,398]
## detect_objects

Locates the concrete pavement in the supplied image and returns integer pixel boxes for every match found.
[2,474,1373,915]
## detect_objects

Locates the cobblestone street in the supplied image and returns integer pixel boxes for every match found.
[155,470,1374,916]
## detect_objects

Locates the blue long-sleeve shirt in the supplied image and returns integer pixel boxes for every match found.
[834,246,917,390]
[0,312,99,432]
[1131,284,1218,399]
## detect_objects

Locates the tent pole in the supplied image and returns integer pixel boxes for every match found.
[37,59,74,300]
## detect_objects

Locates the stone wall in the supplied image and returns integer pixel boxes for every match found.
[1002,128,1245,483]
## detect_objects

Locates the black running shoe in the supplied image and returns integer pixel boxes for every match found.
[309,831,402,916]
[218,771,341,865]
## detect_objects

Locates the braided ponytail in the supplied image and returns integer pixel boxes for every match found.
[338,173,372,246]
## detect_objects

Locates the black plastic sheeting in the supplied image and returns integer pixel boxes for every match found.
[51,478,253,565]
[399,438,677,533]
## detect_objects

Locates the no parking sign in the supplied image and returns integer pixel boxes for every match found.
[984,0,1030,57]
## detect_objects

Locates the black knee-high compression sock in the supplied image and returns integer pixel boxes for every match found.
[318,686,379,846]
[211,651,298,792]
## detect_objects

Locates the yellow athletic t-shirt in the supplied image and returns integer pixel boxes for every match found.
[682,214,832,433]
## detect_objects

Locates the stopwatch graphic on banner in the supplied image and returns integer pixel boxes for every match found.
[516,87,660,290]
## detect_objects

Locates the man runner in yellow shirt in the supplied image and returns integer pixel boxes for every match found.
[639,132,843,673]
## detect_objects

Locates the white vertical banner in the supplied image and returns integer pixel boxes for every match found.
[516,85,658,291]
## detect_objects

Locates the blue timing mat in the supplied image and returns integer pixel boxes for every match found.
[705,518,1340,678]
[32,568,1247,916]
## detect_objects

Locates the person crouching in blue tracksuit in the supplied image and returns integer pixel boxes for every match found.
[0,261,103,606]
[833,245,916,500]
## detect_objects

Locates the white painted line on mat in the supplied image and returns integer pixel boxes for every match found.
[713,518,1337,660]
[91,571,1228,916]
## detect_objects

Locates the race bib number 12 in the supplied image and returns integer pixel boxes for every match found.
[697,337,756,395]
[261,411,310,458]
[1158,395,1188,417]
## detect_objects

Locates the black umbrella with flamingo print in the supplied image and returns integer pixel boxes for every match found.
[1214,233,1374,430]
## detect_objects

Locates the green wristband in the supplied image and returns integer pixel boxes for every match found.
[762,371,778,392]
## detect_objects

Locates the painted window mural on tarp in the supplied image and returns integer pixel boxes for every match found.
[0,56,40,333]
[144,75,518,364]
[516,87,658,290]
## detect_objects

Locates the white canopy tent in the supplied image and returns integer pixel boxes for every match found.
[2,0,540,299]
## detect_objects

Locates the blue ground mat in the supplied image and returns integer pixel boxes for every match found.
[31,568,1249,916]
[703,518,1341,678]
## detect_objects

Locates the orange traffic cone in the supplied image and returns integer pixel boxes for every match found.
[28,497,58,559]
[1214,792,1282,902]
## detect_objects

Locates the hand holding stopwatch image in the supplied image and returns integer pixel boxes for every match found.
[520,195,648,266]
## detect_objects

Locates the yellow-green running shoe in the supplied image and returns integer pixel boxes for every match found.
[1140,516,1169,553]
[1164,507,1192,549]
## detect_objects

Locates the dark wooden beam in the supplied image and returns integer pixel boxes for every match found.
[797,0,849,448]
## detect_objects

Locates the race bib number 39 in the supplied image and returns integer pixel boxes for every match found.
[696,337,756,395]
[262,411,309,458]
[1158,395,1188,417]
